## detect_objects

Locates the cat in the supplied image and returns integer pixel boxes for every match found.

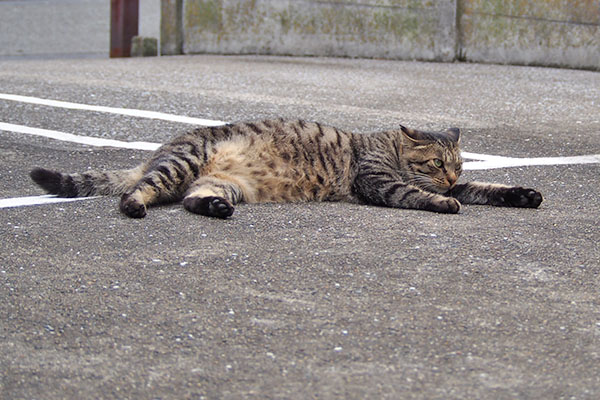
[30,118,543,218]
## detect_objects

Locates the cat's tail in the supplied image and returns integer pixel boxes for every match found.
[30,166,144,197]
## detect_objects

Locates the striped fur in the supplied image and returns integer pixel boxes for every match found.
[30,119,542,218]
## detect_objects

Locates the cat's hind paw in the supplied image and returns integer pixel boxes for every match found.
[504,187,543,208]
[120,194,147,218]
[183,196,234,218]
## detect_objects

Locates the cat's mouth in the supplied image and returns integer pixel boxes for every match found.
[426,179,456,193]
[437,174,459,192]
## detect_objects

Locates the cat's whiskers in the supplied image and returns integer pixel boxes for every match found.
[407,173,440,193]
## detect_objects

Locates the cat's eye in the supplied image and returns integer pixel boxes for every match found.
[433,159,444,168]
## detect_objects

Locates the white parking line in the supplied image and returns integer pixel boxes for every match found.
[0,93,227,126]
[461,152,600,170]
[0,122,161,151]
[1,92,599,209]
[0,195,99,209]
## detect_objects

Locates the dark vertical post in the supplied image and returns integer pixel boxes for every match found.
[110,0,139,57]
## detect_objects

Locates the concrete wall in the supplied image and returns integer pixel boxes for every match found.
[164,0,600,70]
[0,0,160,59]
[459,0,600,69]
[180,0,457,61]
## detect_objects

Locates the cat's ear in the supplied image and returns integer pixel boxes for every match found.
[400,125,430,143]
[446,127,460,143]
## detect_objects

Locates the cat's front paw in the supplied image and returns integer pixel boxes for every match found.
[427,196,461,214]
[120,195,147,218]
[504,187,543,208]
[183,196,234,218]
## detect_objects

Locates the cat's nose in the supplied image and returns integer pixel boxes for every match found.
[447,173,457,187]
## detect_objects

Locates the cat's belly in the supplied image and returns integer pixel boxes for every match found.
[202,136,352,203]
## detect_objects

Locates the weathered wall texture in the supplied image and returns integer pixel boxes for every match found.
[181,0,458,62]
[162,0,600,70]
[161,0,183,55]
[459,0,600,69]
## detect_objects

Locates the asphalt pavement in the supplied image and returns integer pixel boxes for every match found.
[1,55,599,399]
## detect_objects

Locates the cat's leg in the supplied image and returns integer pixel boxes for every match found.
[386,184,461,213]
[120,180,161,218]
[353,174,461,213]
[182,175,244,218]
[448,182,542,208]
[120,171,183,218]
[120,156,198,218]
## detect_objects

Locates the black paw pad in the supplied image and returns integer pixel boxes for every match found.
[506,187,543,208]
[183,196,234,218]
[120,195,147,218]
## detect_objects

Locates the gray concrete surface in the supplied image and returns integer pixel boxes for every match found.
[0,55,599,399]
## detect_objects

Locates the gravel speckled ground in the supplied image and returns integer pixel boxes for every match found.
[1,55,599,399]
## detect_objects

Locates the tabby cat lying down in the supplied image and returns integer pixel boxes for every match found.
[31,119,542,218]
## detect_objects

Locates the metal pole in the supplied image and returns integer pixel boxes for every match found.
[110,0,139,57]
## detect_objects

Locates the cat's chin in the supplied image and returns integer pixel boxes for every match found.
[423,184,451,194]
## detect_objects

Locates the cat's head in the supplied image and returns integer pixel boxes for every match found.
[400,126,463,193]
